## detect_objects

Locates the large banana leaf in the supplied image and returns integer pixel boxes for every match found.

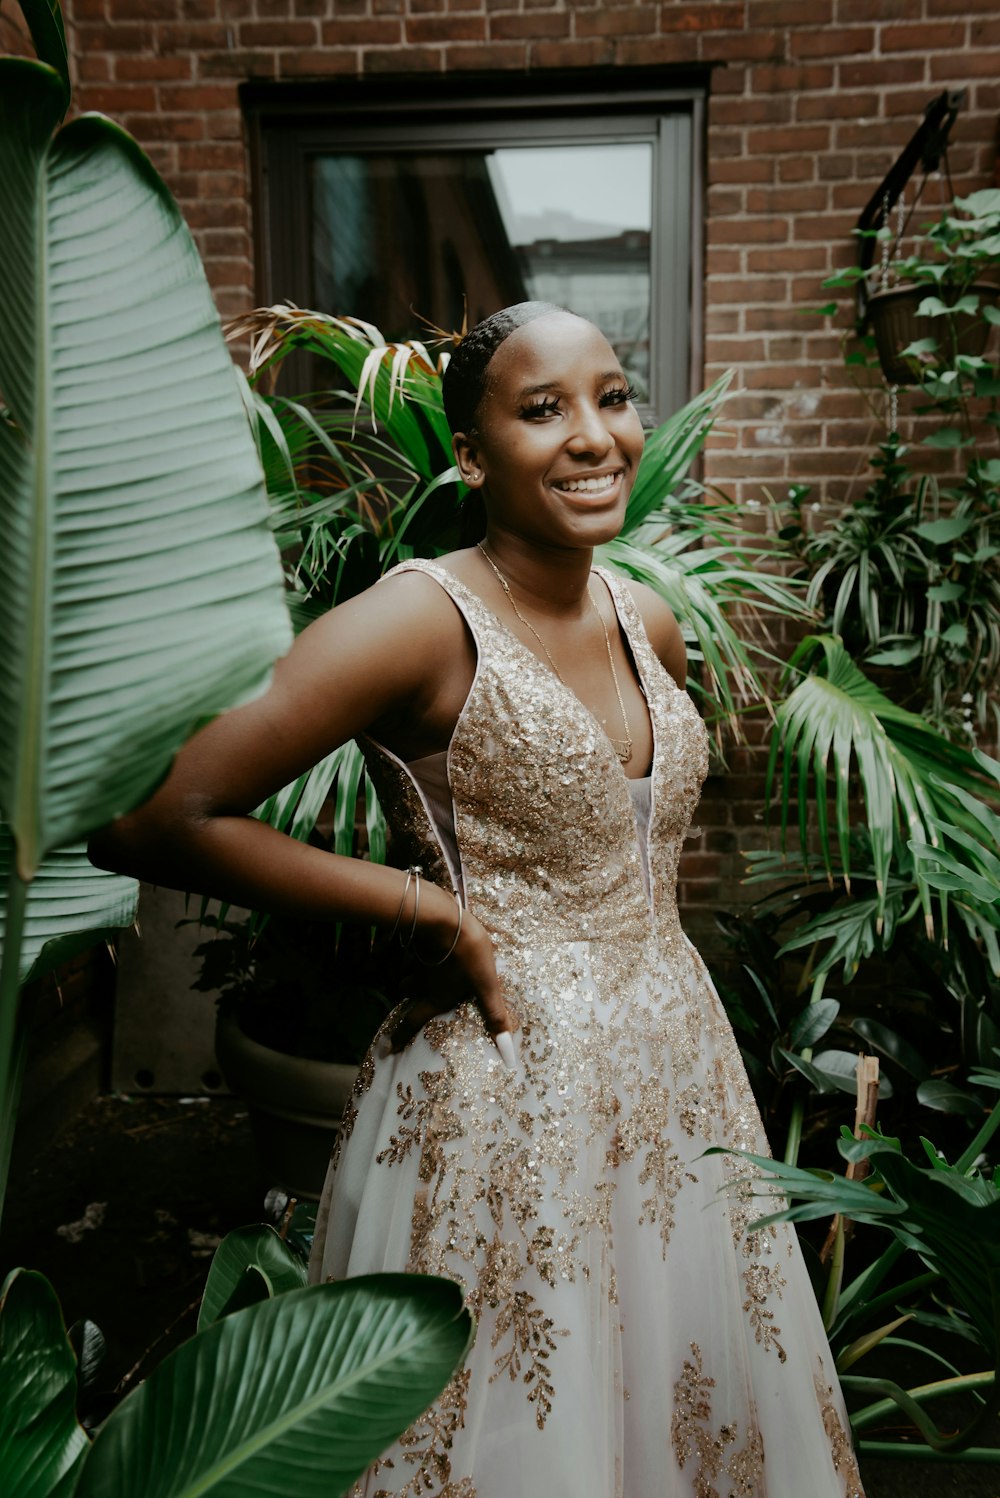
[0,54,292,1213]
[0,62,291,880]
[77,1275,475,1498]
[0,828,136,986]
[766,634,1000,933]
[0,1270,88,1498]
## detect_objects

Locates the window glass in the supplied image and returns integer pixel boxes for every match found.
[312,143,654,400]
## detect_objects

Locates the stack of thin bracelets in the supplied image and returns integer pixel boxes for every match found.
[387,864,464,965]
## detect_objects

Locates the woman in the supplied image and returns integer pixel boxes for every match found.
[91,303,864,1497]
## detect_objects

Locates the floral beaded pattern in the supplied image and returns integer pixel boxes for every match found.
[334,559,863,1497]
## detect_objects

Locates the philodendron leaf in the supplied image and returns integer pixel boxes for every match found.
[0,825,137,985]
[0,1269,89,1498]
[198,1223,307,1331]
[77,1275,476,1498]
[0,60,292,882]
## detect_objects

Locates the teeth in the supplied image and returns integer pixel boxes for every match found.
[555,474,618,494]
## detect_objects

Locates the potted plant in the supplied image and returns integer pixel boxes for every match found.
[194,903,396,1200]
[825,189,1000,386]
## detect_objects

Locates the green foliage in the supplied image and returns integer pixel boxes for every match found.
[0,1270,88,1498]
[0,16,292,1216]
[805,191,1000,737]
[0,1250,475,1498]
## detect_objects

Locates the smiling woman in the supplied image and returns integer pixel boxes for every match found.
[90,304,865,1498]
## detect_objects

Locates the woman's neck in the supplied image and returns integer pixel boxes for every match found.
[478,530,593,619]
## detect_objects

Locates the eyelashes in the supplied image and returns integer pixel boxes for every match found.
[518,384,636,420]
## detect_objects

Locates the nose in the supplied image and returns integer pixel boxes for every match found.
[566,399,615,458]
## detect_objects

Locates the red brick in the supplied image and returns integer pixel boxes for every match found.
[882,20,967,51]
[746,184,828,212]
[444,42,527,67]
[70,0,110,17]
[709,276,789,304]
[838,57,926,87]
[704,336,767,363]
[529,38,617,67]
[200,50,278,76]
[363,45,444,69]
[817,152,858,179]
[490,10,568,37]
[406,14,485,40]
[750,0,831,22]
[238,19,317,43]
[658,4,744,32]
[111,0,181,17]
[789,26,874,58]
[777,156,816,182]
[159,84,238,109]
[124,112,206,141]
[704,308,741,334]
[709,158,775,184]
[742,361,820,386]
[179,141,245,170]
[711,95,792,126]
[81,83,158,111]
[707,185,744,214]
[77,55,111,82]
[747,244,828,272]
[705,249,742,275]
[116,55,193,80]
[930,0,999,12]
[930,50,1000,79]
[321,17,402,42]
[746,124,831,154]
[617,33,700,63]
[838,0,919,17]
[185,199,248,228]
[750,63,835,94]
[279,50,360,74]
[158,23,230,49]
[76,24,155,52]
[574,6,656,36]
[700,31,785,61]
[711,218,791,245]
[796,89,879,122]
[970,17,1000,44]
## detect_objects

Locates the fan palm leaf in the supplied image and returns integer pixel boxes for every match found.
[767,635,1000,937]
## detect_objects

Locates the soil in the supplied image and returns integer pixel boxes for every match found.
[2,1093,999,1496]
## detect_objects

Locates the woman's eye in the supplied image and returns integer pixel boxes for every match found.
[600,384,636,408]
[520,398,561,419]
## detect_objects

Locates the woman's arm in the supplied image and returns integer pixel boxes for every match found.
[88,571,513,1043]
[626,580,688,688]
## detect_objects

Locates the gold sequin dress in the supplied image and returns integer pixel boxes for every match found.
[310,559,865,1498]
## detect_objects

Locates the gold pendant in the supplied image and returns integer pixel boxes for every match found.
[611,738,633,764]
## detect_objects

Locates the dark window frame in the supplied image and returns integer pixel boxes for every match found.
[243,71,707,424]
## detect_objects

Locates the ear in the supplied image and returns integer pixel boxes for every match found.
[452,431,485,489]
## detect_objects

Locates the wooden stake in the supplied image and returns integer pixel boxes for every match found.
[819,1053,880,1265]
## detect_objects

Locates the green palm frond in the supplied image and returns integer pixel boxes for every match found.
[767,635,1000,936]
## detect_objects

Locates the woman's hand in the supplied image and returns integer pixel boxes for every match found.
[389,898,518,1062]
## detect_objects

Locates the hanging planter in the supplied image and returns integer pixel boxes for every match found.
[868,280,1000,385]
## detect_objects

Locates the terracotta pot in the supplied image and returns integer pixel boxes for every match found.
[215,1011,357,1200]
[868,280,999,386]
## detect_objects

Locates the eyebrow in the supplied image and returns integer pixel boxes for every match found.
[514,370,625,401]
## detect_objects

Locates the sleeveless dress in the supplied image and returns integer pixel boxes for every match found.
[309,559,865,1498]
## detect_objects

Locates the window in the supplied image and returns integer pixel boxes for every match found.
[247,79,704,424]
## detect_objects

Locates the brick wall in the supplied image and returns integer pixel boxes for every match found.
[44,0,1000,947]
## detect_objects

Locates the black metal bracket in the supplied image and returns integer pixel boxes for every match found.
[853,88,966,326]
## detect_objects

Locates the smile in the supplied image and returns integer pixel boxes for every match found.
[552,471,621,495]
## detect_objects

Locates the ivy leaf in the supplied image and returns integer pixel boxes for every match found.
[922,427,970,449]
[914,516,974,544]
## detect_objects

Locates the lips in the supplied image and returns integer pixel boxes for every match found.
[551,470,623,495]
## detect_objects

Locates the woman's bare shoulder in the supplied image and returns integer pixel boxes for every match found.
[622,578,688,688]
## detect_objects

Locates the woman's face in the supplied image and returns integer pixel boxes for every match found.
[453,312,645,552]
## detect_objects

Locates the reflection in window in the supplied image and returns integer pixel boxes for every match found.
[312,143,653,400]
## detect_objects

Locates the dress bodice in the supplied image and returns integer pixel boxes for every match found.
[360,558,709,959]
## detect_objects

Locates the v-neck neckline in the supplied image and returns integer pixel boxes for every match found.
[429,559,657,789]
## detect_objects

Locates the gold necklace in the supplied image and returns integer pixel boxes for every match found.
[477,542,633,764]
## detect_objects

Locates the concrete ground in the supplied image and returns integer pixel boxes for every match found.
[2,1093,998,1496]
